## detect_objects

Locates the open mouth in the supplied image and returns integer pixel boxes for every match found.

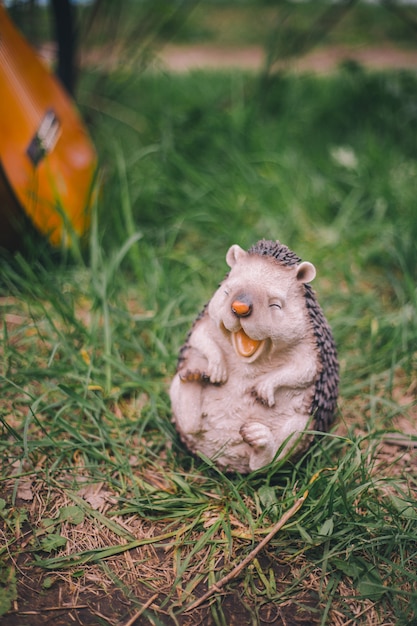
[232,328,263,358]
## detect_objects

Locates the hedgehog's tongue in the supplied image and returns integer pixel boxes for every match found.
[232,328,261,358]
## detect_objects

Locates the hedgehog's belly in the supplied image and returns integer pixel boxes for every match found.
[176,377,313,472]
[199,379,311,429]
[175,380,252,472]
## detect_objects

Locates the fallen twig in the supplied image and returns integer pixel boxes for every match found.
[11,605,88,614]
[183,489,308,613]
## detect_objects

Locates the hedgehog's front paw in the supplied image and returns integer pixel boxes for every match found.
[240,422,275,471]
[178,350,210,383]
[179,362,227,385]
[250,377,276,407]
[206,360,227,384]
[179,369,206,383]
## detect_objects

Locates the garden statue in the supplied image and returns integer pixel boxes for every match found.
[170,239,339,473]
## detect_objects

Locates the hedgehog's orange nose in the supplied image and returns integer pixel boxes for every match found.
[231,299,252,317]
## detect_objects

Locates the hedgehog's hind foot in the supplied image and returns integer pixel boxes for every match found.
[240,422,276,471]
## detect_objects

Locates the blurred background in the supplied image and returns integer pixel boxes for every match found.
[8,1,417,87]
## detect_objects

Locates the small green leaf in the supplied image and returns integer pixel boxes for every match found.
[39,518,57,533]
[388,494,417,520]
[318,517,334,537]
[358,573,386,601]
[0,564,17,617]
[258,485,278,509]
[333,556,385,600]
[58,506,85,525]
[39,534,67,553]
[42,576,56,589]
[332,556,367,579]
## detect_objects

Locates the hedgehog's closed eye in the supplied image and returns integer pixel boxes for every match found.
[269,302,282,309]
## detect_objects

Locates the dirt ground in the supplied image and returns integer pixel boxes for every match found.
[157,43,417,73]
[1,572,321,626]
[78,41,417,75]
[1,515,323,626]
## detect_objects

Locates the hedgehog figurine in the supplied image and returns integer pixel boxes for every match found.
[169,240,339,473]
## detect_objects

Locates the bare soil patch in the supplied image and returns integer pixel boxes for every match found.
[157,43,417,73]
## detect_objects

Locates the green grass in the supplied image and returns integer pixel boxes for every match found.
[1,63,417,625]
[172,1,417,48]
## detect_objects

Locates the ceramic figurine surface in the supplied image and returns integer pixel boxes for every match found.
[170,240,339,473]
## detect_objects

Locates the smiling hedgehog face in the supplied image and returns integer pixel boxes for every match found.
[207,244,317,362]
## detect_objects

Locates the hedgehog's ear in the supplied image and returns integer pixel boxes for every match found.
[226,244,247,268]
[296,261,316,283]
